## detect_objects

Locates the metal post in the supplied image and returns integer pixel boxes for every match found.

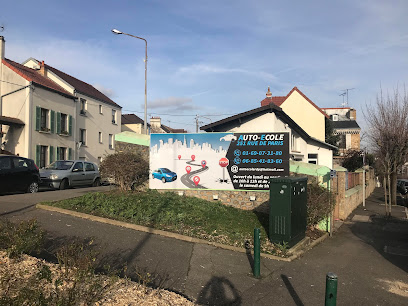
[325,272,338,306]
[362,151,366,208]
[253,228,260,278]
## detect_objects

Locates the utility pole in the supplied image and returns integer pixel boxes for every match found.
[362,150,366,208]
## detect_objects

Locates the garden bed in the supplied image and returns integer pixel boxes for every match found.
[44,190,325,257]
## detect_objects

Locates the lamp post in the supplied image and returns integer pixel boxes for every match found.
[112,28,148,135]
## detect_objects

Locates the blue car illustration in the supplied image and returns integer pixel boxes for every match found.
[152,168,177,183]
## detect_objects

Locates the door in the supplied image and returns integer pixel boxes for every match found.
[11,157,31,191]
[70,162,86,186]
[84,162,97,185]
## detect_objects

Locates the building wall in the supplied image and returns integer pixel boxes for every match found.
[31,86,76,164]
[1,63,30,157]
[351,133,360,150]
[75,93,122,164]
[122,123,143,134]
[281,90,325,141]
[306,142,333,168]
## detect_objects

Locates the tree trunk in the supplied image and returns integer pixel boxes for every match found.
[388,174,392,216]
[384,176,389,216]
[391,171,397,207]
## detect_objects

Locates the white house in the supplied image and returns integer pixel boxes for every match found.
[201,103,336,168]
[0,36,121,166]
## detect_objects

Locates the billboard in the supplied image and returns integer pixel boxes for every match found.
[150,132,289,191]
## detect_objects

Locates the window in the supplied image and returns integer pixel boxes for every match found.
[291,133,300,152]
[97,156,102,164]
[58,147,66,160]
[12,157,29,169]
[338,134,346,149]
[308,154,318,164]
[40,108,49,132]
[72,162,84,172]
[99,132,103,143]
[85,162,95,172]
[80,99,87,115]
[99,105,103,114]
[40,145,48,168]
[80,129,87,146]
[0,157,11,170]
[109,134,114,149]
[112,109,117,124]
[60,113,67,134]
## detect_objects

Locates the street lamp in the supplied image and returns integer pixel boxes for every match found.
[111,28,148,135]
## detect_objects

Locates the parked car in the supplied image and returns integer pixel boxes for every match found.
[152,168,177,183]
[40,160,100,190]
[397,179,408,195]
[0,154,40,194]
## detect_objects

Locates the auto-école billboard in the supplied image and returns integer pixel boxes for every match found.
[149,132,289,191]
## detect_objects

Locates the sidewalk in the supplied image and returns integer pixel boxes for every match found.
[3,187,408,305]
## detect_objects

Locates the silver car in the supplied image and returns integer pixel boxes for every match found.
[40,160,100,190]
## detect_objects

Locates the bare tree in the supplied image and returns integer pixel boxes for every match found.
[364,86,408,216]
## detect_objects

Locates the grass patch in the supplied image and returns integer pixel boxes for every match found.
[44,190,289,256]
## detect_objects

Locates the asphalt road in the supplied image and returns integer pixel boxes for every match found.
[180,160,209,189]
[1,187,408,305]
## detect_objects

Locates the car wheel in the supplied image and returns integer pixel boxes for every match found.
[27,181,39,193]
[161,177,166,183]
[92,178,101,187]
[60,178,68,190]
[152,174,155,179]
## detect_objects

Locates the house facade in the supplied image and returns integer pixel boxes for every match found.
[260,86,328,142]
[321,107,360,155]
[0,36,121,166]
[201,103,335,168]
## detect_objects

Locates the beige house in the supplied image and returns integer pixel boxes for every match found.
[201,103,335,168]
[321,107,360,155]
[121,114,186,134]
[0,36,121,166]
[260,86,328,141]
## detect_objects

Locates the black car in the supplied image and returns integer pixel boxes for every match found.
[397,179,408,195]
[0,155,40,194]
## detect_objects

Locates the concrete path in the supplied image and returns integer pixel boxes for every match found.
[1,187,408,305]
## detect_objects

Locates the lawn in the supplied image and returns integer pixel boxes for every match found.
[45,190,288,256]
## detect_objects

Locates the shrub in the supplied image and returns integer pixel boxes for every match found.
[342,149,363,172]
[99,152,149,190]
[307,182,335,228]
[0,219,44,258]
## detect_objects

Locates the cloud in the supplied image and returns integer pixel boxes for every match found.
[147,97,198,112]
[93,83,116,98]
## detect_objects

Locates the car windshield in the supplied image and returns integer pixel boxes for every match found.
[161,168,172,173]
[46,161,74,170]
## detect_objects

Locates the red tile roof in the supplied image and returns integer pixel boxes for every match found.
[260,86,329,118]
[2,59,76,99]
[43,63,121,108]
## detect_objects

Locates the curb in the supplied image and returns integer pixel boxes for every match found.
[36,204,326,262]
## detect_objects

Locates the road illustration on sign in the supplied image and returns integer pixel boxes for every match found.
[180,159,208,189]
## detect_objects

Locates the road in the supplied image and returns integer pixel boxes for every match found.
[180,160,209,189]
[1,187,407,305]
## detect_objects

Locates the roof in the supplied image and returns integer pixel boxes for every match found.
[0,115,25,126]
[2,59,76,99]
[42,62,121,108]
[261,87,329,118]
[332,120,360,129]
[321,107,352,110]
[161,125,187,133]
[121,114,149,126]
[201,103,337,151]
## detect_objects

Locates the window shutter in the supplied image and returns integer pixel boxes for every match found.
[35,145,40,166]
[50,110,55,133]
[49,146,54,163]
[68,148,72,160]
[35,107,40,131]
[68,115,72,136]
[56,112,61,134]
[56,147,60,160]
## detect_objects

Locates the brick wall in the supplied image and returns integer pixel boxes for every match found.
[351,133,360,150]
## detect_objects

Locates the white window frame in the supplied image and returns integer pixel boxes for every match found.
[109,134,114,149]
[99,132,103,144]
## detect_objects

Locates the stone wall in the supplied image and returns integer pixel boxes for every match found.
[115,141,149,161]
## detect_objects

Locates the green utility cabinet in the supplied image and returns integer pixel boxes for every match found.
[269,177,308,247]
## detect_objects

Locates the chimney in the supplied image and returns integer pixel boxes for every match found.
[0,36,5,60]
[150,116,161,128]
[348,108,356,120]
[266,86,272,99]
[39,60,47,77]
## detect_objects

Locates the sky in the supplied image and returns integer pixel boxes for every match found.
[1,0,408,136]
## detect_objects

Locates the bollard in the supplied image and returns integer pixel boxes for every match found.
[253,228,260,278]
[325,272,338,306]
